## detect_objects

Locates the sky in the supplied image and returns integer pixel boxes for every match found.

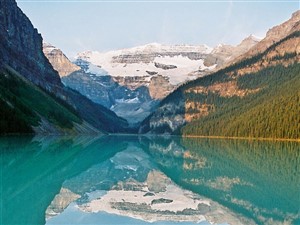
[17,0,299,57]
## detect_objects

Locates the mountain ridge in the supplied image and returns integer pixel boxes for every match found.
[231,10,300,66]
[139,11,300,139]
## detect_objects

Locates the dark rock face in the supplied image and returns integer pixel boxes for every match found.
[146,71,158,75]
[151,198,173,205]
[62,71,158,125]
[154,62,177,70]
[111,52,207,64]
[63,72,117,108]
[0,0,61,90]
[0,0,129,133]
[138,90,186,134]
[62,72,152,109]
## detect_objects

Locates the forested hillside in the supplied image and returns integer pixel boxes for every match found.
[182,63,300,139]
[0,67,81,134]
[141,30,300,140]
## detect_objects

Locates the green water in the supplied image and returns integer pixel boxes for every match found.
[0,135,299,225]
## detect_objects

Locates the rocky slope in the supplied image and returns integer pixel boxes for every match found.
[0,0,61,91]
[204,35,260,68]
[70,59,160,124]
[43,43,80,77]
[140,11,300,139]
[62,69,158,125]
[232,10,300,65]
[0,0,128,134]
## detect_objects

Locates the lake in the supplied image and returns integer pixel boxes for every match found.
[0,135,299,225]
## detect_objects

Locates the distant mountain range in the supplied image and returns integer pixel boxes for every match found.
[75,37,260,91]
[43,35,259,125]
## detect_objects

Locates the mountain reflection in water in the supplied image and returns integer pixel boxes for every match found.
[0,135,299,225]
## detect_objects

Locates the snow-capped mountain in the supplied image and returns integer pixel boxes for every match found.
[43,43,159,125]
[43,37,260,126]
[76,39,259,99]
[76,43,215,96]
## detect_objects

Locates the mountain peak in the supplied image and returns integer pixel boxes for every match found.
[238,35,261,47]
[43,43,81,77]
[247,34,262,42]
[265,10,300,39]
[291,10,300,19]
[42,42,58,54]
[145,42,162,47]
[231,10,300,64]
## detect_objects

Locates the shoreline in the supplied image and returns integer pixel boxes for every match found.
[108,133,300,142]
[1,132,299,142]
[183,135,300,142]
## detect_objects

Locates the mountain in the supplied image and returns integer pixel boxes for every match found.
[139,11,300,140]
[76,40,259,99]
[204,35,261,68]
[0,0,61,91]
[232,10,300,65]
[0,67,97,134]
[42,46,158,125]
[43,43,81,77]
[43,37,258,125]
[64,59,159,125]
[0,0,128,134]
[76,43,212,97]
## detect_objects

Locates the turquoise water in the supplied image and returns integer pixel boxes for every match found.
[0,135,299,225]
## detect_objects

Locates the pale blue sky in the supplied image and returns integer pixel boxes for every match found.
[17,0,299,57]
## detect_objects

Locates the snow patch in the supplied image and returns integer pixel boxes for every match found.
[87,64,108,76]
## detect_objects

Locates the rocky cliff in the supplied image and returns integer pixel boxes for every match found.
[43,43,80,77]
[0,0,61,91]
[0,0,128,134]
[203,35,260,68]
[41,44,159,125]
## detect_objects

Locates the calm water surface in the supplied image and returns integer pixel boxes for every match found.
[0,135,299,225]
